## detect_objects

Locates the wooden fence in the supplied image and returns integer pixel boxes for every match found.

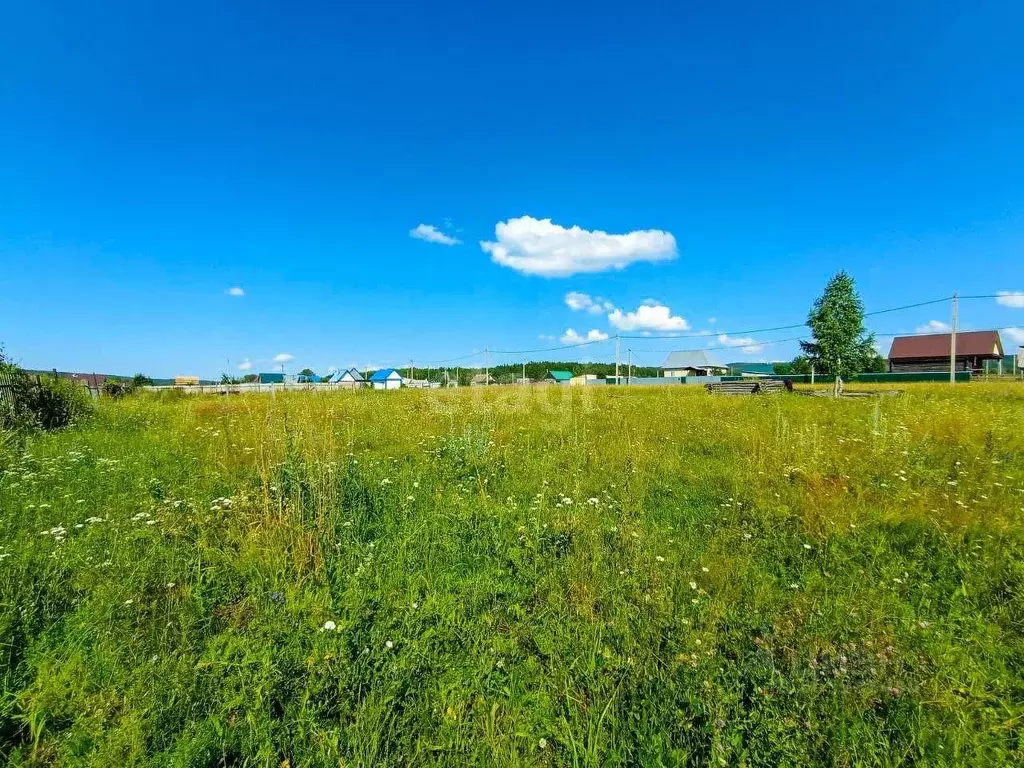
[0,371,16,418]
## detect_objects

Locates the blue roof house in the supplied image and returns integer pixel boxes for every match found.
[369,368,404,390]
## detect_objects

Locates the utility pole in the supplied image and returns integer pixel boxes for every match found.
[485,349,489,386]
[615,334,620,385]
[522,361,526,385]
[950,293,958,385]
[410,359,415,382]
[627,348,633,385]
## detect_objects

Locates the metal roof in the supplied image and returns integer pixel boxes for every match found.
[661,351,727,370]
[888,330,1003,360]
[337,367,365,381]
[369,368,401,382]
[258,372,285,383]
[546,370,573,381]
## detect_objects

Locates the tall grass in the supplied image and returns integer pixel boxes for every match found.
[1,383,1022,765]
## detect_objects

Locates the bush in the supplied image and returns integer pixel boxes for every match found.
[1,350,93,432]
[103,378,136,399]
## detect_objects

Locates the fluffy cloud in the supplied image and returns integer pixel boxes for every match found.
[482,216,677,277]
[1003,327,1024,346]
[997,291,1024,308]
[717,334,764,354]
[565,291,616,315]
[237,359,252,371]
[410,223,461,246]
[273,353,294,363]
[226,286,245,296]
[608,302,689,332]
[560,328,610,344]
[537,333,556,342]
[916,320,950,334]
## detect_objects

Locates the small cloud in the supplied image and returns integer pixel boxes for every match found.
[996,291,1024,308]
[538,333,556,341]
[560,328,609,344]
[237,359,252,371]
[915,320,950,334]
[565,291,593,311]
[608,302,689,332]
[482,215,677,277]
[717,334,764,354]
[707,317,717,324]
[273,353,294,363]
[410,223,461,246]
[1003,327,1024,345]
[226,286,245,297]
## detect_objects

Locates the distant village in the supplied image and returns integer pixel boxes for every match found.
[31,328,1022,395]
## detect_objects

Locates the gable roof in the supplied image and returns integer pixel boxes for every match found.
[661,351,727,370]
[888,330,1004,360]
[337,367,365,381]
[470,373,494,383]
[369,368,402,382]
[546,370,573,381]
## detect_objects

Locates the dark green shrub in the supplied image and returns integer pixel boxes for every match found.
[102,378,136,399]
[0,349,93,432]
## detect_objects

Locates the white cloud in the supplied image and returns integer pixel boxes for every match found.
[538,333,555,341]
[226,286,244,296]
[273,353,294,363]
[481,215,677,277]
[708,317,717,324]
[717,334,764,354]
[915,320,950,334]
[608,302,689,332]
[560,328,609,344]
[1003,327,1024,345]
[410,223,461,246]
[237,359,252,371]
[997,291,1024,308]
[565,291,593,311]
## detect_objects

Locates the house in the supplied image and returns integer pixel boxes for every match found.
[570,373,599,386]
[369,368,404,390]
[470,373,495,386]
[887,330,1004,373]
[335,368,367,388]
[406,378,431,389]
[544,370,573,384]
[296,373,322,383]
[257,372,285,384]
[661,351,729,377]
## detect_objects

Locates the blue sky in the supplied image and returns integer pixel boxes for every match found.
[2,0,1023,377]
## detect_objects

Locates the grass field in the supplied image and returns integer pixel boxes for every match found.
[2,383,1023,766]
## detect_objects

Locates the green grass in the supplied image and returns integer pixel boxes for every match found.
[2,383,1023,766]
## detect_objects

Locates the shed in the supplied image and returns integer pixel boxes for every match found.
[470,373,495,386]
[257,372,285,384]
[173,376,200,386]
[570,373,599,386]
[369,368,404,390]
[888,331,1004,373]
[544,370,573,384]
[661,351,729,377]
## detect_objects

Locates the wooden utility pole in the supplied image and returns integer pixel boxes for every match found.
[522,361,526,385]
[950,293,958,385]
[627,348,633,385]
[484,349,489,386]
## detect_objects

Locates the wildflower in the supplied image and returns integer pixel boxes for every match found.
[701,566,709,572]
[322,621,337,631]
[167,582,176,588]
[412,602,419,609]
[656,556,665,563]
[689,581,697,590]
[385,640,394,649]
[803,544,812,550]
[538,738,548,749]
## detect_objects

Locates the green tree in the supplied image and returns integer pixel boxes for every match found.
[298,368,315,378]
[132,373,154,388]
[789,355,813,375]
[799,272,876,384]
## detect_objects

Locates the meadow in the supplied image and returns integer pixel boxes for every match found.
[1,382,1023,766]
